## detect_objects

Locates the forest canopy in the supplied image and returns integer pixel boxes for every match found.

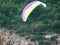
[0,0,60,35]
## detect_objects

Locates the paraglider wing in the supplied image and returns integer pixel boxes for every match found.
[21,1,46,22]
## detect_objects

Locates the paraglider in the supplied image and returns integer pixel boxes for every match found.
[21,1,46,22]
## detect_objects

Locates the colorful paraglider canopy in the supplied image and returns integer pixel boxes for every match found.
[21,1,46,22]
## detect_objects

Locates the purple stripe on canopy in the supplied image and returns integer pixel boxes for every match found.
[34,0,38,1]
[22,1,39,20]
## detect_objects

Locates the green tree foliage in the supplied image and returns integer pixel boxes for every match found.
[0,0,60,38]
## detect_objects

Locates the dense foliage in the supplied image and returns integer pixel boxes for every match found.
[0,0,60,42]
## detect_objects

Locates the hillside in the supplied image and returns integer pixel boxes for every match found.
[0,0,60,45]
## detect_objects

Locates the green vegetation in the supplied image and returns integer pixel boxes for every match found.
[0,0,60,42]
